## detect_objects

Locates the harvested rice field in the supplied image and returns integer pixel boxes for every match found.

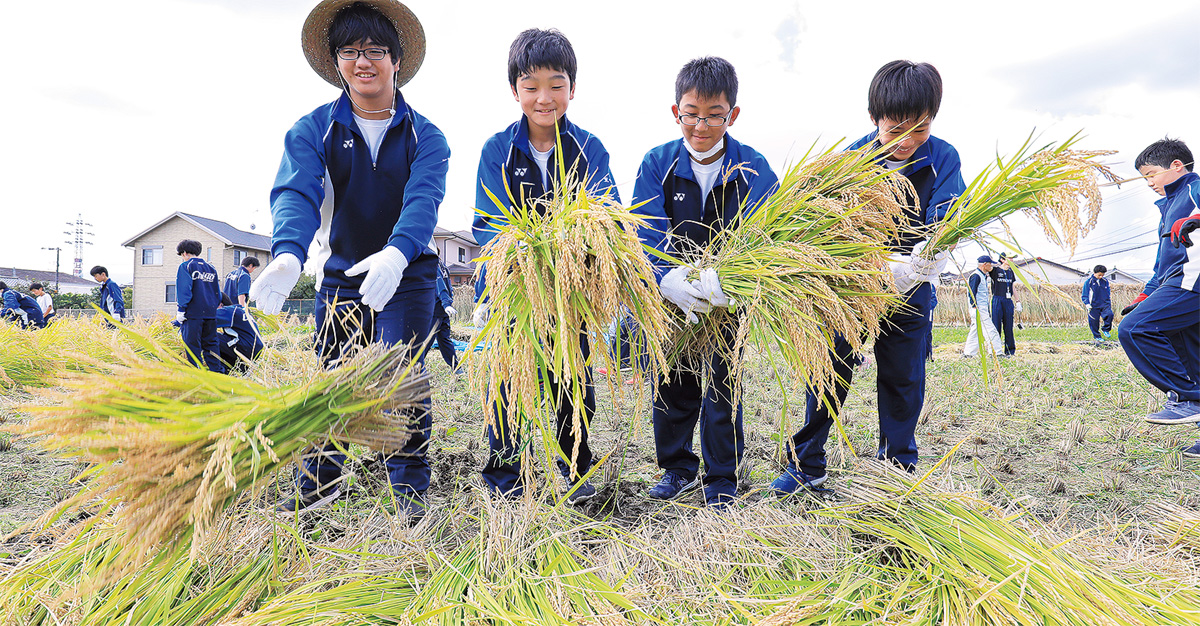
[1,316,1198,625]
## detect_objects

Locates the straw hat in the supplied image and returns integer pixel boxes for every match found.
[301,0,426,89]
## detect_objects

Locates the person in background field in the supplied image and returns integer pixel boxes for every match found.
[990,253,1018,356]
[771,60,965,495]
[1117,138,1200,458]
[964,255,1003,357]
[30,283,54,326]
[472,28,620,506]
[0,282,45,329]
[431,258,458,369]
[251,0,447,520]
[89,266,124,325]
[215,294,264,372]
[633,56,779,510]
[223,257,260,307]
[175,239,225,374]
[1081,264,1113,346]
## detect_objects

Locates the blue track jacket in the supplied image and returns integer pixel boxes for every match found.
[1,290,44,325]
[177,257,220,319]
[216,305,263,356]
[471,116,619,300]
[632,135,779,282]
[847,132,965,254]
[1146,172,1200,295]
[270,90,449,298]
[1081,275,1111,309]
[97,279,124,318]
[436,261,454,309]
[223,267,252,304]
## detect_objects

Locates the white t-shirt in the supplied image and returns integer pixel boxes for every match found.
[692,158,723,199]
[529,142,553,189]
[353,114,391,163]
[36,293,53,315]
[882,157,910,171]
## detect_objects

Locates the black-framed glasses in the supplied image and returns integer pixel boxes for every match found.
[337,47,390,61]
[677,112,730,127]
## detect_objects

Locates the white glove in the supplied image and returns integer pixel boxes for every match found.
[660,266,711,324]
[445,306,458,316]
[345,246,409,312]
[695,269,730,307]
[472,303,490,327]
[249,253,302,315]
[911,249,949,281]
[1014,302,1022,313]
[890,260,918,294]
[175,311,186,323]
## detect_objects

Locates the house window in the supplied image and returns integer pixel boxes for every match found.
[234,250,246,265]
[142,246,163,265]
[458,247,466,263]
[165,282,177,303]
[206,247,213,262]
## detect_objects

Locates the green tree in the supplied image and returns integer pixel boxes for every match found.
[55,292,94,310]
[288,273,317,299]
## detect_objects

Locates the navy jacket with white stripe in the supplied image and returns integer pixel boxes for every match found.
[270,90,449,298]
[176,257,220,319]
[632,135,778,283]
[471,116,620,300]
[1146,171,1200,295]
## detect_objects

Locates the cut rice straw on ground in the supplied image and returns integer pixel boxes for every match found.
[15,324,430,587]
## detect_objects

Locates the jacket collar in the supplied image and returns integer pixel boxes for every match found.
[673,134,745,182]
[331,89,411,132]
[512,115,576,159]
[856,130,934,174]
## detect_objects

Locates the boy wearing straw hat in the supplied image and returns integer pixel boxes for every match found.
[772,61,965,493]
[471,28,620,505]
[633,56,778,509]
[1081,264,1113,345]
[252,0,449,519]
[1119,138,1200,445]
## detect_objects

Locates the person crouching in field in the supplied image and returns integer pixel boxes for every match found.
[30,283,55,326]
[250,0,448,520]
[771,61,965,494]
[175,239,225,374]
[216,294,264,372]
[471,28,619,506]
[1118,138,1200,458]
[1081,264,1114,345]
[632,56,778,510]
[0,282,45,329]
[964,256,1004,358]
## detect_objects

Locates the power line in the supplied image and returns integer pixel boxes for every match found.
[1061,241,1158,263]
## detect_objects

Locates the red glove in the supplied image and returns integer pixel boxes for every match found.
[1171,214,1200,248]
[1121,292,1148,316]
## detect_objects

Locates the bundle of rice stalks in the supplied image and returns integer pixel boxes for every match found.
[814,466,1200,625]
[669,144,910,394]
[920,132,1117,258]
[0,323,61,389]
[469,145,670,482]
[19,331,430,583]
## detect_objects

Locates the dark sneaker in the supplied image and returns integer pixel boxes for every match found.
[560,468,597,505]
[275,487,341,513]
[387,491,427,523]
[769,464,827,496]
[1145,392,1200,425]
[706,490,737,513]
[1183,441,1200,459]
[647,471,699,500]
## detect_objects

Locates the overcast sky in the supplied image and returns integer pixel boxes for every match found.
[3,0,1198,284]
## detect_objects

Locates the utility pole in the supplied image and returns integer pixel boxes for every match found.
[63,214,94,277]
[41,247,63,292]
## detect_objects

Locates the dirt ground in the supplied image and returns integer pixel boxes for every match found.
[2,325,1196,538]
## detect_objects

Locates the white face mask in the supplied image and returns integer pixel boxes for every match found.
[685,136,724,162]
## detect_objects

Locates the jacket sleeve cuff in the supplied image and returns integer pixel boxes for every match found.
[272,243,307,265]
[389,239,421,264]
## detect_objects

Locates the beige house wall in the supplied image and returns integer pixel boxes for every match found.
[127,217,271,314]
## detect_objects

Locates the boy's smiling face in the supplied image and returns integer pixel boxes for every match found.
[1138,160,1187,196]
[336,38,400,109]
[673,89,739,157]
[874,114,932,161]
[513,67,574,135]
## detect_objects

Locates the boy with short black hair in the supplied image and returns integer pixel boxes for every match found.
[1118,138,1200,447]
[633,56,778,508]
[30,283,54,326]
[1082,264,1113,345]
[0,282,45,329]
[176,239,225,373]
[471,27,619,504]
[252,0,447,519]
[89,265,125,324]
[223,257,260,307]
[772,60,965,493]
